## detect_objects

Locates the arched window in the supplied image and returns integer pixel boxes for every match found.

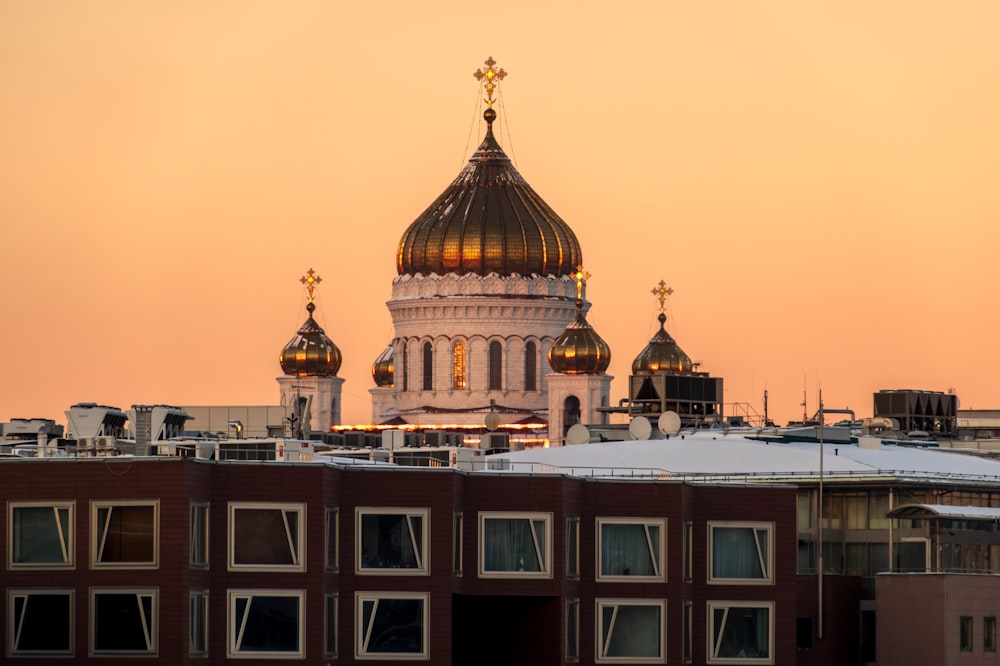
[402,344,409,392]
[524,341,537,392]
[423,342,433,391]
[488,341,503,391]
[563,395,581,436]
[453,341,467,390]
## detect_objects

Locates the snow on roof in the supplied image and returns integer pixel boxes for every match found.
[489,431,1000,484]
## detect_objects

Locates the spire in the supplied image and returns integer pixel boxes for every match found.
[548,267,611,375]
[632,279,692,374]
[279,268,342,377]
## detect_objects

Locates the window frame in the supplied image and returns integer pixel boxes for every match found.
[453,512,463,576]
[961,615,974,652]
[227,589,305,659]
[595,598,667,664]
[488,340,503,391]
[422,341,433,391]
[190,501,209,569]
[355,507,430,576]
[708,521,774,585]
[566,516,580,579]
[325,506,339,572]
[8,500,75,569]
[706,601,774,665]
[566,598,580,662]
[227,502,306,572]
[7,588,74,656]
[325,593,338,657]
[355,591,429,661]
[90,500,160,569]
[190,589,208,656]
[596,517,667,582]
[90,587,159,656]
[478,511,553,579]
[985,616,997,653]
[524,341,537,392]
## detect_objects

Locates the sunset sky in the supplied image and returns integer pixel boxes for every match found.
[1,1,997,429]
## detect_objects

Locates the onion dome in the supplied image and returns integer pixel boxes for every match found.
[632,312,693,374]
[396,59,581,278]
[548,269,610,374]
[279,269,342,377]
[371,344,394,387]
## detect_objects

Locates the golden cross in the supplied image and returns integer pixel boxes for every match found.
[651,280,673,313]
[571,266,591,301]
[300,268,322,302]
[473,56,507,107]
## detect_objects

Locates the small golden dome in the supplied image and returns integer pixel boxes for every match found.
[548,301,611,374]
[279,302,343,377]
[371,344,394,387]
[632,313,693,374]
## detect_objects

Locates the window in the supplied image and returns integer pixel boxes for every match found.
[567,517,580,579]
[8,501,74,568]
[402,344,409,392]
[596,599,666,663]
[357,508,429,574]
[597,518,666,581]
[985,616,996,652]
[91,500,159,568]
[683,600,693,663]
[326,507,339,572]
[961,615,974,652]
[356,593,428,660]
[796,616,813,651]
[91,588,158,655]
[190,591,208,656]
[453,513,463,576]
[524,341,537,391]
[228,503,305,571]
[191,501,209,568]
[479,512,552,578]
[228,590,304,658]
[684,521,694,582]
[708,602,773,664]
[709,522,773,584]
[422,342,433,391]
[8,589,73,655]
[488,341,502,390]
[566,598,579,661]
[325,594,338,657]
[453,341,467,389]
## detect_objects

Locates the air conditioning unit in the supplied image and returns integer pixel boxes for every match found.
[480,432,510,452]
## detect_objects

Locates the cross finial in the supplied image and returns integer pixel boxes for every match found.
[300,268,322,303]
[473,56,507,107]
[571,266,591,301]
[651,279,673,313]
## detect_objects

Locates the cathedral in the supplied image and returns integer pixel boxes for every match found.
[276,58,721,445]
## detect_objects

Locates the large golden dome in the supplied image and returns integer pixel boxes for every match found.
[548,290,611,375]
[279,302,342,377]
[396,109,582,278]
[632,313,693,374]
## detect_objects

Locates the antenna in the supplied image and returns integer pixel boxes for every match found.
[658,411,681,437]
[628,416,652,441]
[566,424,591,445]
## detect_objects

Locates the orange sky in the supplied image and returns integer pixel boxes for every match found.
[1,1,997,428]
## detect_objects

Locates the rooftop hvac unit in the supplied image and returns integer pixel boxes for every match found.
[480,432,510,453]
[343,432,367,449]
[382,429,405,451]
[423,431,447,447]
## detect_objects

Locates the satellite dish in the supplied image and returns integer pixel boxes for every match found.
[566,424,591,445]
[484,413,501,432]
[628,416,652,441]
[658,411,682,436]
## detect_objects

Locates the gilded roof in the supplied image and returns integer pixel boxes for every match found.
[371,344,394,387]
[632,313,693,375]
[396,111,582,278]
[548,301,611,375]
[279,302,343,377]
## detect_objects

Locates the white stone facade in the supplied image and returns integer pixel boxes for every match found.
[546,372,613,446]
[381,272,587,425]
[277,374,344,435]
